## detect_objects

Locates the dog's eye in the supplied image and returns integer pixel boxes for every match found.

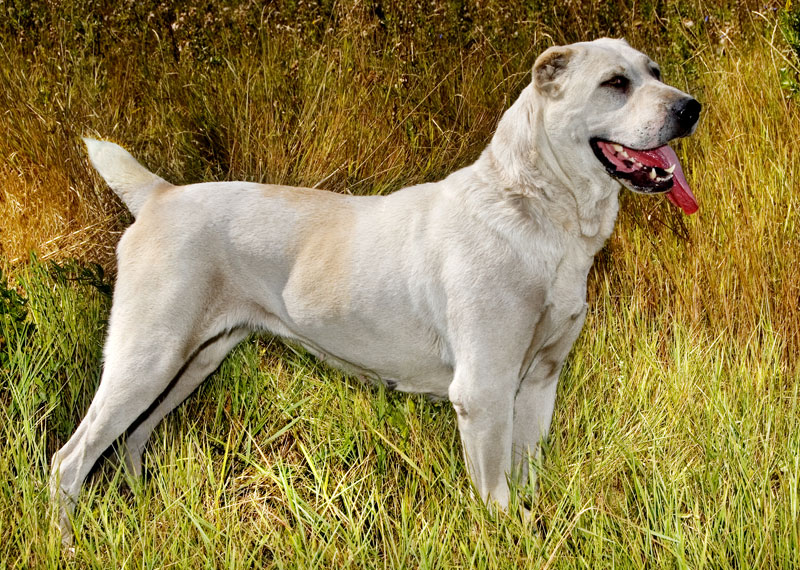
[602,75,630,91]
[651,67,662,81]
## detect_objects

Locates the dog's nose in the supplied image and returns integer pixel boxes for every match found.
[676,98,702,131]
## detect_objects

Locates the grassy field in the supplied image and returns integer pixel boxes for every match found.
[2,0,799,567]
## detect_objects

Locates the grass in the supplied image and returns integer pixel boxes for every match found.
[1,0,799,567]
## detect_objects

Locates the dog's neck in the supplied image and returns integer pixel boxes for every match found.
[476,84,620,255]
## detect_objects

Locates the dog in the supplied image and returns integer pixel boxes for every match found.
[51,38,700,545]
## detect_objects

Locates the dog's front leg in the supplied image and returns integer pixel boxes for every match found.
[448,366,518,510]
[511,372,559,491]
[512,305,587,492]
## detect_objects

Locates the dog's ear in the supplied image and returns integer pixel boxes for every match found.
[533,46,573,97]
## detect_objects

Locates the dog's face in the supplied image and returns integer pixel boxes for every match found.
[533,38,700,214]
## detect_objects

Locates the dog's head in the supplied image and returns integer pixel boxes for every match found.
[532,38,700,214]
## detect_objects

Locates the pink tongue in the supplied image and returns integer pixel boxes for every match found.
[627,145,698,215]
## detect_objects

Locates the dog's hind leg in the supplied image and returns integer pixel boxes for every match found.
[123,328,249,477]
[49,311,199,546]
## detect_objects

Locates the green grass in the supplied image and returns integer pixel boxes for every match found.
[2,259,798,568]
[2,0,799,567]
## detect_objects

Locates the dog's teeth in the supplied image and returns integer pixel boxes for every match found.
[649,168,657,180]
[612,144,624,153]
[621,150,631,159]
[665,164,676,174]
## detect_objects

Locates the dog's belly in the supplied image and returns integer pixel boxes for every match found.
[294,330,454,397]
[273,298,455,398]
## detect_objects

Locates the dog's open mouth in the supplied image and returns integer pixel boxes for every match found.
[591,139,698,214]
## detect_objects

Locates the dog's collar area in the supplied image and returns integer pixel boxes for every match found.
[590,138,675,194]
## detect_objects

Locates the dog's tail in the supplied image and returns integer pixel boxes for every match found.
[83,138,171,217]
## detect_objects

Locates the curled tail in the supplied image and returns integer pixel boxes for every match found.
[83,138,171,217]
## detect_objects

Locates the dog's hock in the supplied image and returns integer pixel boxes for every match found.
[533,46,573,97]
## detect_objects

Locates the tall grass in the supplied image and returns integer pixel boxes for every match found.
[1,0,798,567]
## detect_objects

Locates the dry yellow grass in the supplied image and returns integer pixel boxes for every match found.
[597,37,800,359]
[1,4,796,361]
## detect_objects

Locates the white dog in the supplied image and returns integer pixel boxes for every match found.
[51,38,700,545]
